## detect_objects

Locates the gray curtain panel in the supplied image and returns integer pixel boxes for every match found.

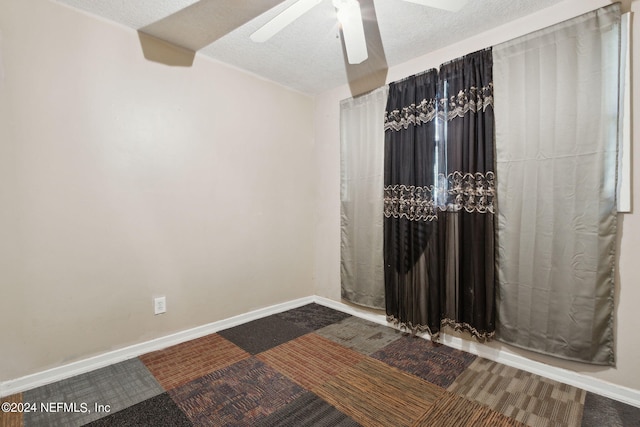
[493,4,620,365]
[340,86,388,309]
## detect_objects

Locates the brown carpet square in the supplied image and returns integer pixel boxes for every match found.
[315,357,445,427]
[140,334,249,391]
[413,391,525,426]
[0,394,23,427]
[257,333,366,390]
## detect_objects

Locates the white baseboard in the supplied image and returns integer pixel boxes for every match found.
[0,296,314,398]
[313,296,640,409]
[3,294,640,410]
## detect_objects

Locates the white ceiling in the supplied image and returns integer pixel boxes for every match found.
[54,0,566,95]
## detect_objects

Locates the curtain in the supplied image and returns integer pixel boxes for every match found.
[439,49,496,340]
[383,50,495,340]
[384,70,442,335]
[493,4,620,365]
[340,86,388,309]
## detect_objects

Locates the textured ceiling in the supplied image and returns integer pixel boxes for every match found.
[54,0,566,95]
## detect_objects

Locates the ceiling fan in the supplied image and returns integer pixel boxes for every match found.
[138,0,468,97]
[251,0,468,65]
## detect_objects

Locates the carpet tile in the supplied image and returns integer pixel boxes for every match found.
[0,394,23,427]
[371,335,476,388]
[254,391,361,427]
[581,392,640,427]
[169,357,305,427]
[217,315,311,355]
[83,393,192,426]
[7,303,638,426]
[274,303,352,331]
[315,357,445,427]
[257,333,366,390]
[413,391,526,426]
[448,358,586,427]
[315,316,403,355]
[23,358,163,427]
[140,333,250,390]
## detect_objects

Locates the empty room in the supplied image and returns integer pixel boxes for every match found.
[1,0,639,426]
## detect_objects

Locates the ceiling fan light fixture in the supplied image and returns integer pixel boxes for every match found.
[333,0,368,64]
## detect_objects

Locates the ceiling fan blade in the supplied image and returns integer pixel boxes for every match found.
[334,0,367,64]
[251,0,322,43]
[340,0,388,97]
[139,0,285,52]
[402,0,468,12]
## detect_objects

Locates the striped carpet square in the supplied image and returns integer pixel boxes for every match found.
[314,357,444,427]
[448,358,586,427]
[257,333,366,390]
[412,391,525,426]
[0,393,23,427]
[140,333,249,391]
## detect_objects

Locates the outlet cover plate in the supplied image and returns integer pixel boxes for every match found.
[154,296,166,315]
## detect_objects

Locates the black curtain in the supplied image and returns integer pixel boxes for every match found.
[439,49,495,340]
[383,49,495,341]
[383,69,443,336]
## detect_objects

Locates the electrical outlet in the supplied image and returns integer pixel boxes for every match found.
[154,296,166,315]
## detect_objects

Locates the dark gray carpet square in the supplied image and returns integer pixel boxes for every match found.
[274,303,352,331]
[581,392,640,427]
[217,315,311,354]
[82,393,191,426]
[254,391,361,427]
[169,357,305,427]
[371,335,476,388]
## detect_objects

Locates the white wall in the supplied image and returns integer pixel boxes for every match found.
[313,0,640,392]
[0,0,315,381]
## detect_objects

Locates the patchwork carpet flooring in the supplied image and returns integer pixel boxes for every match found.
[2,303,639,427]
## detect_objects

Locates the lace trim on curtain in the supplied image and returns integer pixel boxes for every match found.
[386,315,441,340]
[444,83,494,120]
[386,315,495,342]
[383,184,438,221]
[384,98,437,131]
[447,171,495,214]
[384,171,495,221]
[383,83,494,131]
[441,318,495,342]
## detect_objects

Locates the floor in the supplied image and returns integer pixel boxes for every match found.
[1,303,639,426]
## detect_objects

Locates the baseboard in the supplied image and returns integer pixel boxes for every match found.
[0,296,314,398]
[3,294,640,410]
[313,296,640,409]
